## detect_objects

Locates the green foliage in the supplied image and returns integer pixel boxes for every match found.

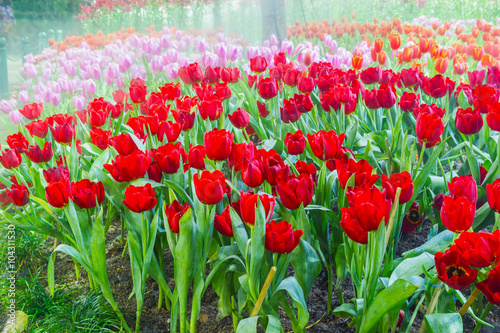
[12,0,82,19]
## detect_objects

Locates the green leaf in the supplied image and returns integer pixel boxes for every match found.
[273,277,309,331]
[236,317,259,333]
[47,252,56,297]
[465,144,480,184]
[229,206,249,258]
[402,230,454,256]
[411,139,447,202]
[424,313,463,333]
[359,279,418,333]
[290,239,321,301]
[389,253,435,286]
[333,303,357,319]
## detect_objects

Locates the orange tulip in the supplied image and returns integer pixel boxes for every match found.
[378,51,387,65]
[481,54,494,67]
[473,46,484,61]
[352,55,363,70]
[374,39,383,53]
[389,34,401,50]
[435,57,449,74]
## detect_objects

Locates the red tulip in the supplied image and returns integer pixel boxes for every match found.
[434,57,449,74]
[376,83,397,109]
[261,150,289,187]
[25,142,53,164]
[112,89,128,103]
[307,130,346,161]
[295,160,317,184]
[220,67,240,83]
[198,95,223,121]
[6,133,29,152]
[228,142,255,172]
[283,68,299,87]
[25,119,48,138]
[448,175,477,204]
[50,122,75,145]
[6,184,29,206]
[0,149,22,169]
[241,158,264,188]
[214,205,234,237]
[129,78,147,104]
[148,160,163,183]
[157,120,182,143]
[401,202,423,233]
[228,108,250,129]
[70,179,105,209]
[346,185,392,231]
[276,174,314,210]
[165,200,190,233]
[440,196,475,233]
[381,171,414,204]
[123,183,157,213]
[398,92,420,112]
[193,170,228,205]
[416,112,444,148]
[360,66,382,85]
[435,246,478,290]
[285,130,306,155]
[240,191,275,225]
[280,98,301,123]
[477,265,500,304]
[294,93,313,113]
[187,144,206,170]
[19,102,43,120]
[87,97,113,128]
[90,128,111,150]
[487,179,500,212]
[103,151,150,182]
[340,207,369,244]
[389,34,401,50]
[45,181,70,208]
[335,158,379,190]
[204,128,233,161]
[455,231,498,268]
[265,220,303,254]
[159,82,181,100]
[487,102,500,131]
[423,74,449,99]
[455,107,483,135]
[468,70,486,88]
[109,133,139,156]
[473,85,499,114]
[250,56,267,73]
[364,88,380,109]
[151,142,185,175]
[297,75,315,93]
[257,78,278,100]
[179,63,204,84]
[257,101,270,118]
[204,66,220,85]
[400,68,421,88]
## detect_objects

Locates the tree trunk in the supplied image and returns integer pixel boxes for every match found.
[260,0,286,43]
[213,0,222,30]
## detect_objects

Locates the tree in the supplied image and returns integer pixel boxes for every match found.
[260,0,286,43]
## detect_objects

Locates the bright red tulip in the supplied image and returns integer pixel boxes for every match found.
[157,120,182,143]
[276,174,314,210]
[340,207,369,244]
[335,158,379,190]
[250,56,267,73]
[187,144,206,170]
[435,246,478,290]
[487,102,500,131]
[285,130,306,155]
[239,191,275,225]
[455,107,483,135]
[487,179,500,212]
[360,66,382,85]
[214,205,234,237]
[416,112,444,148]
[241,158,264,188]
[455,231,498,268]
[165,200,190,233]
[45,181,70,208]
[440,196,475,233]
[129,78,147,104]
[307,130,346,161]
[90,128,111,150]
[477,265,500,304]
[109,133,139,156]
[193,170,228,205]
[123,183,157,213]
[0,149,22,169]
[346,184,392,231]
[151,142,186,175]
[228,108,250,129]
[25,120,48,138]
[448,175,477,204]
[381,171,414,204]
[204,128,233,161]
[103,151,150,182]
[19,102,43,119]
[6,184,29,206]
[257,78,278,100]
[265,220,303,254]
[71,179,105,209]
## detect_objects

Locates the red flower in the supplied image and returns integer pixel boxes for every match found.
[19,103,43,120]
[416,112,444,148]
[435,247,478,290]
[204,128,233,161]
[487,179,500,212]
[295,160,317,184]
[250,56,267,73]
[399,68,421,88]
[103,151,150,182]
[25,142,53,164]
[389,34,401,50]
[172,109,196,132]
[276,174,314,210]
[340,207,369,244]
[90,128,111,150]
[228,108,250,129]
[261,150,289,187]
[151,142,186,174]
[285,130,306,155]
[432,193,445,210]
[129,78,147,104]
[122,183,157,213]
[165,200,190,233]
[7,133,29,151]
[198,95,223,121]
[50,122,75,145]
[448,175,477,204]
[257,101,270,117]
[335,158,379,189]
[283,68,299,87]
[381,171,414,204]
[473,85,499,114]
[364,88,380,109]
[220,67,240,83]
[294,93,313,113]
[240,191,275,225]
[25,120,48,138]
[0,149,22,169]
[241,158,264,188]
[215,82,231,100]
[6,184,29,206]
[440,196,475,233]
[455,231,498,268]
[307,130,346,161]
[193,170,228,205]
[434,57,449,74]
[360,66,382,85]
[297,75,315,93]
[204,66,220,84]
[280,98,301,123]
[265,220,303,254]
[148,160,163,183]
[477,265,500,304]
[88,98,113,128]
[413,103,446,118]
[401,202,423,233]
[159,82,181,100]
[157,120,182,143]
[257,78,278,100]
[187,144,206,170]
[228,143,255,172]
[398,92,420,112]
[45,181,70,208]
[455,107,483,135]
[112,89,128,103]
[109,133,139,156]
[71,179,105,209]
[423,74,448,99]
[468,70,486,88]
[376,83,397,109]
[214,205,234,237]
[487,102,500,131]
[346,185,392,231]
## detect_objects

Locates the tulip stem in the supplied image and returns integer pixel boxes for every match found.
[472,302,493,333]
[493,213,500,231]
[385,137,392,177]
[418,284,442,333]
[385,187,402,249]
[459,287,482,317]
[414,142,426,178]
[251,266,276,317]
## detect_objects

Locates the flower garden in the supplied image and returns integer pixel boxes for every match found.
[1,0,500,332]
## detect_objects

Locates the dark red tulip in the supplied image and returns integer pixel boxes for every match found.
[6,184,29,206]
[346,184,392,231]
[487,102,500,131]
[468,70,486,88]
[432,193,445,210]
[416,112,444,148]
[455,107,483,135]
[294,93,313,113]
[448,175,477,204]
[440,196,475,233]
[122,183,157,213]
[364,88,380,109]
[376,83,397,109]
[257,78,278,100]
[148,160,163,183]
[250,56,267,73]
[70,179,105,209]
[423,74,449,99]
[276,174,314,210]
[257,101,270,118]
[90,128,111,150]
[50,122,75,145]
[280,98,301,123]
[171,109,196,132]
[45,181,70,208]
[193,170,229,205]
[25,142,53,164]
[261,150,289,187]
[381,171,414,204]
[228,108,250,129]
[285,130,306,155]
[165,200,190,233]
[109,133,139,156]
[486,178,500,212]
[398,92,420,112]
[25,120,48,138]
[129,78,147,104]
[477,265,500,304]
[401,202,423,233]
[399,68,421,88]
[265,220,303,254]
[204,128,233,161]
[151,142,185,175]
[214,205,234,237]
[240,191,275,225]
[0,149,22,169]
[360,66,382,85]
[340,207,368,244]
[307,130,346,161]
[435,246,478,290]
[187,144,206,170]
[103,151,150,182]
